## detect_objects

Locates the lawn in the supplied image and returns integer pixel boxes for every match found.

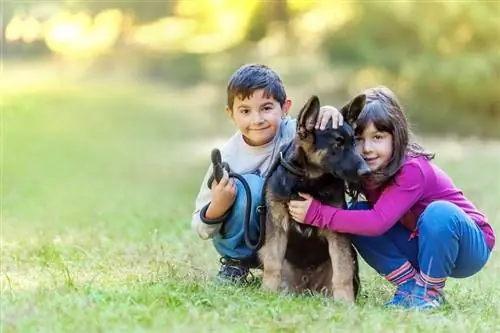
[1,77,500,332]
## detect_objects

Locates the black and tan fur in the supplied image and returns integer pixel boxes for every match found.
[258,94,370,303]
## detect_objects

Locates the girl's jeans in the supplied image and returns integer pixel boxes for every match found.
[349,201,491,285]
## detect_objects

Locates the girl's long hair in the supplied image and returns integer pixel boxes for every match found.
[346,86,435,200]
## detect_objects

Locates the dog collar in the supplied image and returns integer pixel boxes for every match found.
[279,151,306,177]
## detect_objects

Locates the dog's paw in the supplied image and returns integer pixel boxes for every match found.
[278,280,293,295]
[333,288,356,304]
[262,278,281,292]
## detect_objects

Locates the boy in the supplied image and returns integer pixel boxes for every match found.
[191,63,344,283]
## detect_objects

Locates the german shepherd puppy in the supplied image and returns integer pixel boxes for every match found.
[258,94,369,303]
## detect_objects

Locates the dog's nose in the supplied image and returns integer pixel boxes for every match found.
[357,165,371,177]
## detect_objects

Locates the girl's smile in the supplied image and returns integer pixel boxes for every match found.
[356,122,393,172]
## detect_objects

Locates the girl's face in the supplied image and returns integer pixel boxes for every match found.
[355,122,393,172]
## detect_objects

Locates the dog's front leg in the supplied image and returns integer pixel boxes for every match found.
[325,232,356,303]
[259,202,289,292]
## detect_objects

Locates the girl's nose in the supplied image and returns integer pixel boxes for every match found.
[362,140,374,154]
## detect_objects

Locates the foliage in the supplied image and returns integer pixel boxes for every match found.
[3,0,500,136]
[321,1,500,137]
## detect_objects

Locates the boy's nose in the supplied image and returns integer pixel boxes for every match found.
[251,112,264,124]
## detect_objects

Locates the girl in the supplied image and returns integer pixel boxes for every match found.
[288,86,495,310]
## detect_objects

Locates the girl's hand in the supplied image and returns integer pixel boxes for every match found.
[288,192,314,223]
[317,106,344,130]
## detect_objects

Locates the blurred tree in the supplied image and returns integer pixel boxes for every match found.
[321,1,500,137]
[246,0,290,42]
[75,0,177,23]
[2,1,55,57]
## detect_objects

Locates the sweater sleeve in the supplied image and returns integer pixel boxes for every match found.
[304,162,426,236]
[191,163,223,240]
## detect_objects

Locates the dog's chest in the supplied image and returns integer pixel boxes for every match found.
[294,177,345,206]
[289,220,318,238]
[285,224,330,269]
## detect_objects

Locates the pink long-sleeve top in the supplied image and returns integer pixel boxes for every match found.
[304,155,496,250]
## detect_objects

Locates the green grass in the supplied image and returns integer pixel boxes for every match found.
[1,79,500,332]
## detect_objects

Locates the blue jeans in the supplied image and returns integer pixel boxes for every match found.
[212,174,264,261]
[350,201,491,280]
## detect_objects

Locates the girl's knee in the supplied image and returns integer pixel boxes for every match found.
[418,200,462,235]
[424,200,458,215]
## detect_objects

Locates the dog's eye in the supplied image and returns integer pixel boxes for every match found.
[334,137,344,148]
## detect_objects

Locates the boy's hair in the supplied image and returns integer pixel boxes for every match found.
[226,64,287,109]
[349,86,435,196]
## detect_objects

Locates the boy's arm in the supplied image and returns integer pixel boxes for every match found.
[317,105,344,129]
[286,105,343,131]
[191,164,223,239]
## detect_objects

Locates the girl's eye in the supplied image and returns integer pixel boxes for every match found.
[374,134,383,140]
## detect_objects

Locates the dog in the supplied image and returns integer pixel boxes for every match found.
[257,94,370,303]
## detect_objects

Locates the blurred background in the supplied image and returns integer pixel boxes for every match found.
[4,0,500,136]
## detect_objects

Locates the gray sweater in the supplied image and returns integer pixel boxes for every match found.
[191,117,297,239]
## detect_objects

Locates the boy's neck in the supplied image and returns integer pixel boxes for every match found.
[242,134,276,147]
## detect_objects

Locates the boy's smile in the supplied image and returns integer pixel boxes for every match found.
[227,89,291,146]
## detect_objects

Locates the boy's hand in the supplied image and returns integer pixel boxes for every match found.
[316,105,344,130]
[206,170,237,219]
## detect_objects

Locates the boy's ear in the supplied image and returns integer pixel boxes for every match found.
[281,99,292,117]
[225,105,233,118]
[297,95,320,139]
[340,94,366,124]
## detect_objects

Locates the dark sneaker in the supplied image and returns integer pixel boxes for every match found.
[216,257,251,284]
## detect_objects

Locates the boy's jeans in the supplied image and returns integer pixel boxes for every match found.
[349,201,491,282]
[212,174,264,262]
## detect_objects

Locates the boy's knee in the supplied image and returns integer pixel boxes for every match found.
[418,200,460,236]
[234,174,264,203]
[241,173,264,188]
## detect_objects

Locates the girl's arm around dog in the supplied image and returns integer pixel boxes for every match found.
[302,160,426,236]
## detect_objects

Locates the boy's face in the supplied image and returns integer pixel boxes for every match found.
[227,89,291,146]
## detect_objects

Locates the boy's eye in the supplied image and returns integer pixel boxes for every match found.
[263,105,273,111]
[240,109,250,114]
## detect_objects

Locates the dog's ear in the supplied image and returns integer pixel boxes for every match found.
[340,94,366,124]
[297,95,320,139]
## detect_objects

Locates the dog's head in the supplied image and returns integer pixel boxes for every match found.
[295,94,370,182]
